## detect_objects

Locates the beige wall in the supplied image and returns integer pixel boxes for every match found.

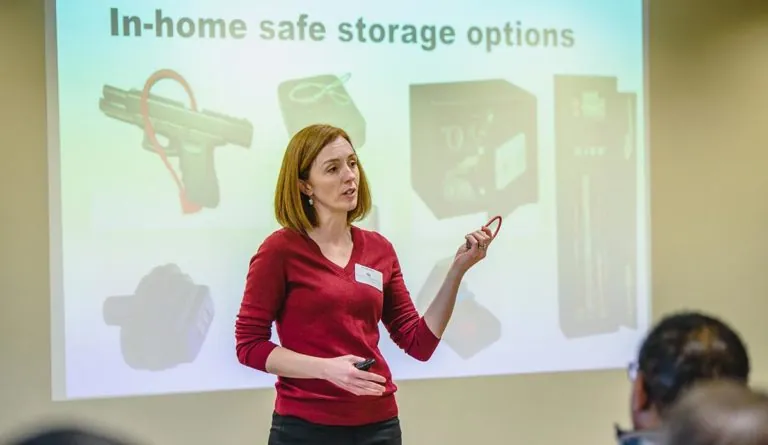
[2,1,767,444]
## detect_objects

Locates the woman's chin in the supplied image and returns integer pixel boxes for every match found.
[340,202,358,213]
[325,201,358,215]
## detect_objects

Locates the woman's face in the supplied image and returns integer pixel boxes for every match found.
[301,136,359,217]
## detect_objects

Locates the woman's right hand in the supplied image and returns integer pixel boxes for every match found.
[320,355,387,396]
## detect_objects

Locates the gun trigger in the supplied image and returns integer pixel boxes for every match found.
[142,134,154,152]
[142,134,178,156]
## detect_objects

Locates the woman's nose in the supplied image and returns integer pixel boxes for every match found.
[342,165,356,180]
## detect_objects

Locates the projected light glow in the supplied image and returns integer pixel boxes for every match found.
[46,0,650,400]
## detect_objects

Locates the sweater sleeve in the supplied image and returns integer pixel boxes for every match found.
[234,234,285,372]
[381,241,441,362]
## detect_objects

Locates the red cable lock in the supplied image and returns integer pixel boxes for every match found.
[466,215,503,250]
[139,69,202,214]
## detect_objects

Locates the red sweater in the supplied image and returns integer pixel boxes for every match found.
[235,226,441,426]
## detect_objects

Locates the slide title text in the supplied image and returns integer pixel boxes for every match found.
[109,8,577,53]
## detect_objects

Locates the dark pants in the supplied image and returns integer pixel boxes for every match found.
[268,412,402,445]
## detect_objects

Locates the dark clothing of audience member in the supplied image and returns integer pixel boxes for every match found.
[616,311,751,445]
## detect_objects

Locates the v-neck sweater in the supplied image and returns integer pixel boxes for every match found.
[235,226,441,426]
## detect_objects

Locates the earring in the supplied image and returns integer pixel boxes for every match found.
[308,197,314,206]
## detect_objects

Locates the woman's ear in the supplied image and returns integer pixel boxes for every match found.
[298,180,312,197]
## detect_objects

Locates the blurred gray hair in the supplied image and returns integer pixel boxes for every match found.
[664,380,768,445]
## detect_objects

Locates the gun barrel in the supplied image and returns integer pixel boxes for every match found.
[99,85,253,148]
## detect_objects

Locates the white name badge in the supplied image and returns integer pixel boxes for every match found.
[355,264,383,291]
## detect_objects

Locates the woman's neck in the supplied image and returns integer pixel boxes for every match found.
[309,212,351,245]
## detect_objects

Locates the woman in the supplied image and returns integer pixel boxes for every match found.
[235,124,494,444]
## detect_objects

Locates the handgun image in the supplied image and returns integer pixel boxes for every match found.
[99,83,254,210]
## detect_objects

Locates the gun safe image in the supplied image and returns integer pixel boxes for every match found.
[553,74,639,338]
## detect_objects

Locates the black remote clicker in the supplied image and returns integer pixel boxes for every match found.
[354,358,375,371]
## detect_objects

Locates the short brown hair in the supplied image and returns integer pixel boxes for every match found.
[274,124,372,232]
[638,311,750,412]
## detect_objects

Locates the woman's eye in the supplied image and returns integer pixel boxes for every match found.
[327,166,337,173]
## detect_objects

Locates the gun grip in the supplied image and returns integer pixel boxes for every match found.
[178,142,219,209]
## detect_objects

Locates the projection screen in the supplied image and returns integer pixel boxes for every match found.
[45,0,651,400]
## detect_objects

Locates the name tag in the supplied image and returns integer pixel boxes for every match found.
[355,264,383,291]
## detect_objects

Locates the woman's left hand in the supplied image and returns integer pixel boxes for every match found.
[453,225,494,273]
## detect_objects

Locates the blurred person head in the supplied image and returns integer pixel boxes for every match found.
[664,380,768,445]
[7,426,133,445]
[628,311,750,432]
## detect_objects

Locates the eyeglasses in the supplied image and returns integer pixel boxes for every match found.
[627,361,639,381]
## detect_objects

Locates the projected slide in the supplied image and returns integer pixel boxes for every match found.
[46,0,650,400]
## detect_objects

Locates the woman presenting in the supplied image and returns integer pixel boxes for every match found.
[235,124,495,445]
